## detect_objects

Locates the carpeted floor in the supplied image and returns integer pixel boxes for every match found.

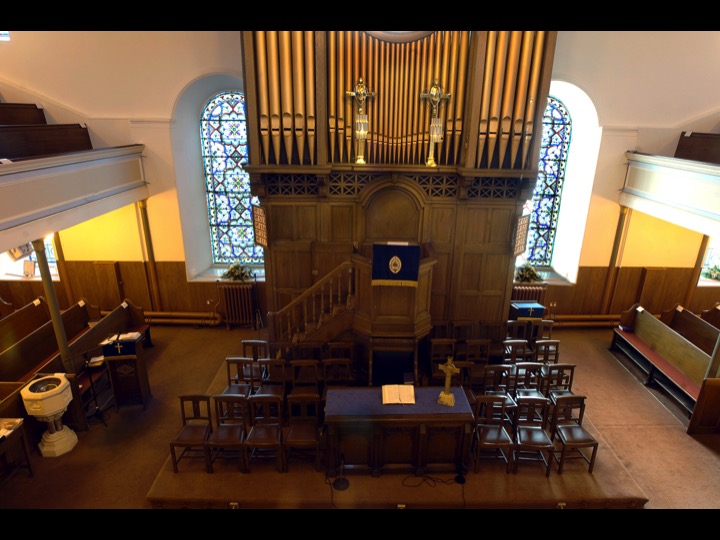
[1,325,720,511]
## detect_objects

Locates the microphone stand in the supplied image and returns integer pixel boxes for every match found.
[66,347,110,427]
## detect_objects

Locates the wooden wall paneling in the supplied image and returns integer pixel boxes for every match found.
[311,242,353,283]
[0,281,54,311]
[93,262,123,310]
[270,241,313,309]
[363,186,421,243]
[117,262,153,311]
[296,205,318,241]
[610,267,644,314]
[638,267,673,313]
[424,203,457,323]
[63,261,121,311]
[565,266,607,315]
[688,287,720,314]
[656,268,695,311]
[327,203,355,242]
[268,203,297,241]
[154,262,200,312]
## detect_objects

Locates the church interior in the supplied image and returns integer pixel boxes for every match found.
[0,29,719,510]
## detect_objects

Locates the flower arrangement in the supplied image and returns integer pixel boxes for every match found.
[221,261,255,282]
[514,261,543,283]
[701,265,720,281]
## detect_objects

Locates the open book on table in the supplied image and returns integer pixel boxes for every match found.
[382,384,415,405]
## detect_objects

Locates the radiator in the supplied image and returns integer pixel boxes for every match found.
[511,284,547,305]
[218,283,254,329]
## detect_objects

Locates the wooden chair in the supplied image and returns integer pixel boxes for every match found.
[284,393,322,471]
[244,393,285,473]
[169,394,212,473]
[549,394,599,474]
[242,339,270,361]
[205,393,247,473]
[461,338,492,390]
[255,358,288,399]
[453,320,476,362]
[429,338,457,386]
[472,394,514,473]
[534,339,561,364]
[513,395,554,476]
[288,359,321,398]
[475,364,517,433]
[221,356,253,397]
[512,362,546,401]
[506,319,530,340]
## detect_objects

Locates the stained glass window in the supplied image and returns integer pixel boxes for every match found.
[201,92,264,266]
[523,96,571,266]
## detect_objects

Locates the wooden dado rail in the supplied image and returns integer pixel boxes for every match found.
[611,303,720,434]
[0,298,151,443]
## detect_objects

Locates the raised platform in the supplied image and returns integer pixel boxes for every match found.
[146,362,648,509]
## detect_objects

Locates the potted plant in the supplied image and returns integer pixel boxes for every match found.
[514,261,543,283]
[221,261,255,282]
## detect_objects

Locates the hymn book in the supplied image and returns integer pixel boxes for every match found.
[381,384,415,405]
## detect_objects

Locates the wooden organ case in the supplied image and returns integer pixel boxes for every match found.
[241,31,557,379]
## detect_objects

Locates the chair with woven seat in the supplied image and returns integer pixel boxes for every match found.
[169,394,213,473]
[205,393,248,473]
[472,394,514,473]
[513,395,554,476]
[284,393,322,471]
[244,393,285,473]
[549,394,599,474]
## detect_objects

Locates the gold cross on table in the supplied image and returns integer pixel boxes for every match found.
[437,356,459,407]
[528,307,535,316]
[114,341,124,354]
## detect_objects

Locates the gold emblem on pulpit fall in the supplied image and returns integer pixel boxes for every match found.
[389,256,402,274]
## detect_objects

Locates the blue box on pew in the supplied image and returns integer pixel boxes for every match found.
[509,301,545,320]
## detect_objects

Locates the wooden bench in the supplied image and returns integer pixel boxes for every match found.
[0,297,51,354]
[0,123,92,160]
[0,299,151,443]
[701,302,720,331]
[611,303,720,430]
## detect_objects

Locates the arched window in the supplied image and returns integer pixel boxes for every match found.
[200,92,264,267]
[523,96,572,266]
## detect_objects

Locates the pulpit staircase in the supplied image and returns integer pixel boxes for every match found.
[267,261,356,347]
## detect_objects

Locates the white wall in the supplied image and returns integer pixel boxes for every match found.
[1,30,718,277]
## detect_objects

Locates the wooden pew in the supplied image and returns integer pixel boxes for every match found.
[0,123,92,160]
[611,303,720,433]
[701,302,720,331]
[0,297,51,354]
[0,103,47,125]
[659,304,720,357]
[0,295,14,318]
[0,299,151,443]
